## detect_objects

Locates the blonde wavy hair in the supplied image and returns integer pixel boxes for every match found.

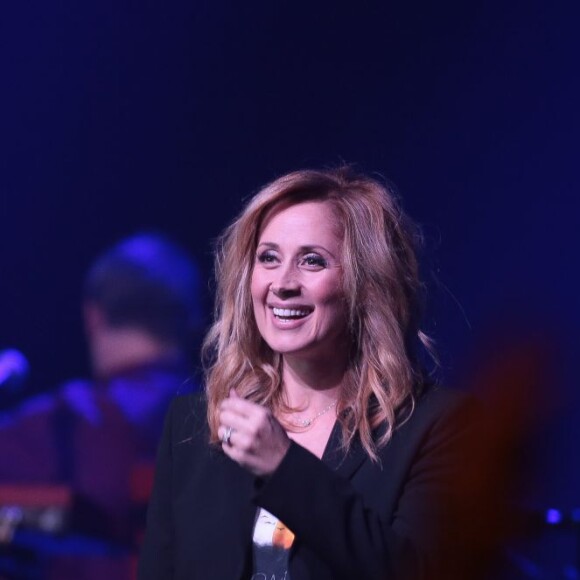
[203,167,432,460]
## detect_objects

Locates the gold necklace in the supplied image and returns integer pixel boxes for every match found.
[290,400,337,428]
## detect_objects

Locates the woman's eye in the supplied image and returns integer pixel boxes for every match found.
[257,251,278,264]
[302,254,327,268]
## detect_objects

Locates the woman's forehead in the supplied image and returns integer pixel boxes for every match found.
[258,199,342,241]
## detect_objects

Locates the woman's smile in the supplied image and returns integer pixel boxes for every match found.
[271,306,312,320]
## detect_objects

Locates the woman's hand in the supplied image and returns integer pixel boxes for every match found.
[218,390,291,477]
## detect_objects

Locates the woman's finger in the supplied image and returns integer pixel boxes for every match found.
[220,396,265,419]
[218,408,243,429]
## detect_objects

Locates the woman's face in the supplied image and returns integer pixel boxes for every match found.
[250,200,348,362]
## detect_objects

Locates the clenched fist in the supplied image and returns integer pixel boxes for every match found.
[218,390,291,477]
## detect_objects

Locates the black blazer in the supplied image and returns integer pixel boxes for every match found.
[138,387,475,580]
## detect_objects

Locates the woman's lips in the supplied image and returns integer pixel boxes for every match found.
[268,305,313,327]
[272,307,311,319]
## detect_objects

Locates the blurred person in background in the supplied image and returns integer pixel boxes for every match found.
[0,233,203,579]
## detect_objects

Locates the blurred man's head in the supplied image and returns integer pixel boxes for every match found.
[83,233,202,377]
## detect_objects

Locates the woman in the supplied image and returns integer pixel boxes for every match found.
[138,167,474,579]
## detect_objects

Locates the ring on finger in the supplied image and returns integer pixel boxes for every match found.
[221,426,233,446]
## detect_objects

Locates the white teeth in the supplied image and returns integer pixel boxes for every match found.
[272,307,310,318]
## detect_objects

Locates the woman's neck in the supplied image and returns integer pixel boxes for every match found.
[280,354,346,409]
[278,356,343,458]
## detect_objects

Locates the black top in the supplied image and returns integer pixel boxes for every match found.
[138,386,478,580]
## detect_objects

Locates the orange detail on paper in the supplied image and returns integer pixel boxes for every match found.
[272,521,295,550]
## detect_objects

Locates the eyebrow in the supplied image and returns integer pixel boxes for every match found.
[256,242,338,260]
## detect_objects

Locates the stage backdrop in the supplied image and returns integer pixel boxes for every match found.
[1,0,578,574]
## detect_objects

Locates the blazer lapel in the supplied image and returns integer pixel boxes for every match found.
[321,420,368,480]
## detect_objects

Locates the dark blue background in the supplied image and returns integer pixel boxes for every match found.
[1,0,578,573]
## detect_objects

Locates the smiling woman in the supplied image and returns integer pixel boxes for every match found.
[138,167,479,580]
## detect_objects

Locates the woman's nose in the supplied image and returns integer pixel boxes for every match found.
[270,266,301,298]
[270,283,300,299]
